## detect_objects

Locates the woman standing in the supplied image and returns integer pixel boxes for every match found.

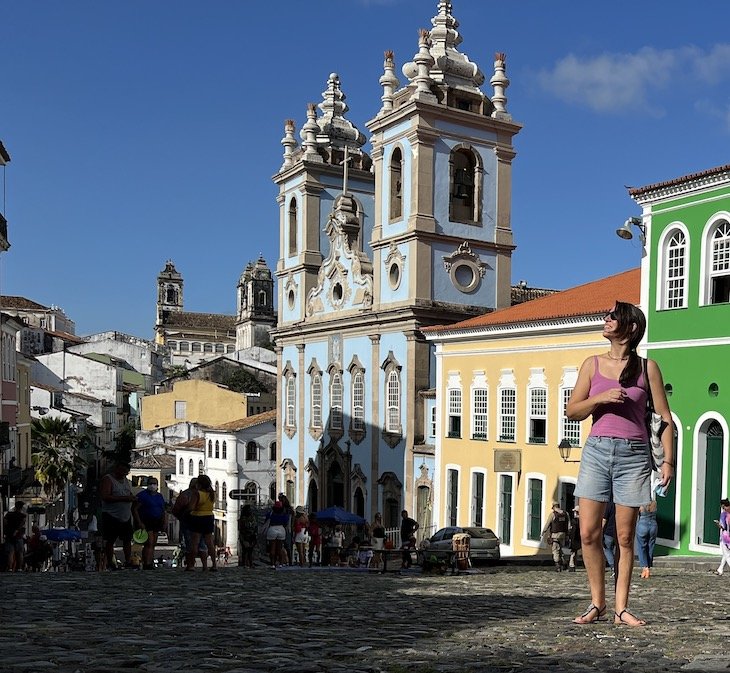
[567,302,673,626]
[635,500,658,579]
[293,507,309,567]
[135,478,168,570]
[238,504,258,568]
[186,475,217,571]
[265,501,289,569]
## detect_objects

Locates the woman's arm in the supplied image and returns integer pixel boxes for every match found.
[648,359,675,486]
[567,356,629,421]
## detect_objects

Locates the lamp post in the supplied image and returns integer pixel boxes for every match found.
[558,439,581,463]
[616,217,646,246]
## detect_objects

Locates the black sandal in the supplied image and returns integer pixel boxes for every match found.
[614,609,646,626]
[573,603,607,624]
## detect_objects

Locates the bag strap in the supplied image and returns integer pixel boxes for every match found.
[643,357,655,411]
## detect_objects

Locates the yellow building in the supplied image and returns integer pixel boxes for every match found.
[140,379,250,431]
[424,269,638,558]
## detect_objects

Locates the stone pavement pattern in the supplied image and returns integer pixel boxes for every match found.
[1,564,728,673]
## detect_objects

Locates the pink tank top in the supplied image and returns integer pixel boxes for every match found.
[588,356,648,442]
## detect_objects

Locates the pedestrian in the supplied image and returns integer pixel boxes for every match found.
[714,498,730,576]
[3,501,27,572]
[400,510,419,547]
[293,506,309,567]
[135,477,168,570]
[99,462,137,569]
[567,301,674,626]
[635,499,658,579]
[307,512,322,567]
[172,477,209,570]
[602,499,616,575]
[567,506,582,572]
[541,502,570,572]
[238,504,258,568]
[331,524,346,565]
[265,500,289,569]
[186,474,217,571]
[277,493,294,565]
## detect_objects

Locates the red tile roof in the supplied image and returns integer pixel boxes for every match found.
[423,268,640,334]
[208,409,277,432]
[629,164,730,198]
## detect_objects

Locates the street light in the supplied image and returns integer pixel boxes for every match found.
[558,439,580,463]
[616,217,646,245]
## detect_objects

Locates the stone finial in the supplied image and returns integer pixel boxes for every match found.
[318,72,348,121]
[280,119,297,170]
[490,51,511,119]
[379,50,400,114]
[301,103,323,163]
[412,29,436,100]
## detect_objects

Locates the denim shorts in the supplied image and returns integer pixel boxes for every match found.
[574,436,652,507]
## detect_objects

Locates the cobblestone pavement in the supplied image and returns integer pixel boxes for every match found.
[2,562,729,673]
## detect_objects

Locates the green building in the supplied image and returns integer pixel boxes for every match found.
[628,164,730,556]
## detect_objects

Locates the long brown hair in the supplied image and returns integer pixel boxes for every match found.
[196,474,215,504]
[612,300,646,387]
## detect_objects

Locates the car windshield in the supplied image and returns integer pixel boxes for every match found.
[464,527,497,539]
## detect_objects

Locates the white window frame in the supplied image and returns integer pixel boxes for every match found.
[352,371,365,431]
[700,213,730,305]
[311,373,322,429]
[657,222,689,310]
[285,375,296,428]
[386,370,400,433]
[528,387,547,444]
[471,372,488,441]
[447,387,462,438]
[330,372,343,431]
[445,464,460,527]
[469,468,486,527]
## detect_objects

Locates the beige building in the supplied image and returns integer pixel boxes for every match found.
[140,379,251,431]
[424,268,639,557]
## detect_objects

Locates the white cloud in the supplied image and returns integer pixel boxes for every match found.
[536,44,730,116]
[695,98,730,133]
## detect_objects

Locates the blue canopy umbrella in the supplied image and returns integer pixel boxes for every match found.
[314,506,366,525]
[42,528,83,542]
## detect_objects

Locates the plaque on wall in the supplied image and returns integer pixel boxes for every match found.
[494,449,521,473]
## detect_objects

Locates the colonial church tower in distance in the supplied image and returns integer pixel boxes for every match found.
[235,256,276,350]
[273,1,521,527]
[155,260,183,345]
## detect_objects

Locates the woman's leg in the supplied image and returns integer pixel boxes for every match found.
[204,534,216,568]
[575,497,607,620]
[646,521,657,569]
[614,504,642,623]
[187,532,201,569]
[297,542,305,566]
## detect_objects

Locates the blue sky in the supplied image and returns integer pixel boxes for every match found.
[3,0,730,338]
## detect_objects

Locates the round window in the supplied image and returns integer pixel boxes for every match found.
[389,263,401,289]
[709,383,719,397]
[287,289,295,310]
[664,383,673,397]
[451,261,479,292]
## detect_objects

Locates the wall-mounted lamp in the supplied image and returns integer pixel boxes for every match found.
[558,439,580,463]
[616,217,646,245]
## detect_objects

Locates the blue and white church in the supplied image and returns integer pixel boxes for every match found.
[273,1,521,531]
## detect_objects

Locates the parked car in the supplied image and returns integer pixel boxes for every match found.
[425,526,501,564]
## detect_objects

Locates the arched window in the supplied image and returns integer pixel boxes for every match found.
[215,481,220,504]
[191,342,201,352]
[352,371,365,431]
[215,440,220,459]
[188,459,193,475]
[222,441,227,459]
[288,197,298,256]
[709,221,730,304]
[222,482,227,504]
[386,371,400,433]
[311,373,322,429]
[203,343,213,353]
[207,440,213,458]
[330,372,343,430]
[258,290,267,306]
[179,341,189,352]
[662,228,687,309]
[246,441,258,461]
[215,344,225,353]
[449,148,479,223]
[226,345,235,353]
[244,481,258,503]
[198,460,203,475]
[286,375,296,428]
[179,457,184,474]
[389,146,403,221]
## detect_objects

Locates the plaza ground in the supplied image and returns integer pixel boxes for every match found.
[1,560,727,673]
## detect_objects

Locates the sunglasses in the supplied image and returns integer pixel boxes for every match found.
[606,311,618,320]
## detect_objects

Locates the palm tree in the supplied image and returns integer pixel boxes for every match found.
[31,417,85,501]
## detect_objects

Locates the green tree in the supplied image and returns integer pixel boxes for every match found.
[106,423,136,465]
[31,417,85,500]
[222,367,267,394]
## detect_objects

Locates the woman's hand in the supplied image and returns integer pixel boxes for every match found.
[659,461,674,487]
[596,387,626,405]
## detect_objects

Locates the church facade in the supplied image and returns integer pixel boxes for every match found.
[273,1,522,529]
[154,257,276,368]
